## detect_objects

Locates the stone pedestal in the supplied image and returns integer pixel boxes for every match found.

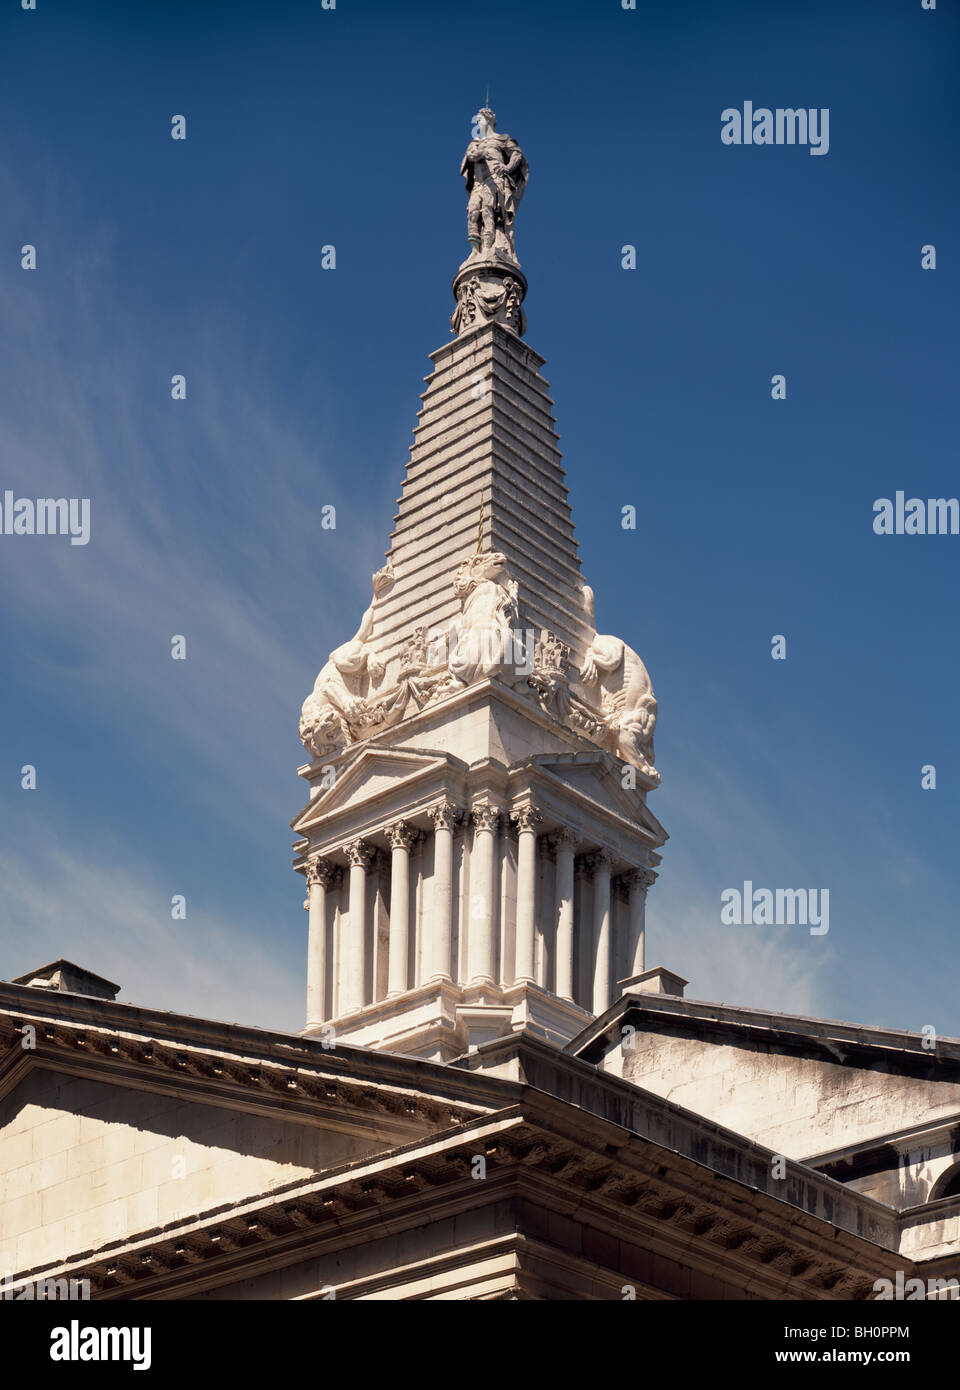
[619,966,688,999]
[451,257,527,338]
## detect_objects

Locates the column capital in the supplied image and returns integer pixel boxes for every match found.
[624,867,657,891]
[386,820,419,852]
[550,826,580,852]
[345,839,376,871]
[537,834,556,863]
[428,799,463,833]
[305,857,340,890]
[510,805,542,834]
[586,847,615,874]
[470,800,502,835]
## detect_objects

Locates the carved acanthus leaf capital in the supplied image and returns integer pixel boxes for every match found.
[586,848,615,874]
[550,827,580,853]
[624,867,657,892]
[510,806,542,834]
[345,840,376,871]
[470,801,502,835]
[386,820,419,853]
[305,857,341,890]
[428,799,463,834]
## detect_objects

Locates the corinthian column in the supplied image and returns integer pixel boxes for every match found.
[589,849,614,1017]
[511,806,541,985]
[625,868,656,981]
[305,857,339,1028]
[386,821,418,998]
[428,800,461,982]
[342,840,374,1014]
[553,829,578,1003]
[468,802,501,985]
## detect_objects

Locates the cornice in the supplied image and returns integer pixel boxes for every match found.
[11,1101,905,1303]
[570,991,960,1075]
[0,987,515,1120]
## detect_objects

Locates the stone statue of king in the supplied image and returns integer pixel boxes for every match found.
[460,107,529,263]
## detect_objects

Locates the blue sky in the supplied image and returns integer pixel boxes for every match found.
[0,0,957,1035]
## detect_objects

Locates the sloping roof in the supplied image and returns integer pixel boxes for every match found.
[567,990,960,1075]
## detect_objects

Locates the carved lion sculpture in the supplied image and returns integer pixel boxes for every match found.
[298,564,394,756]
[579,634,659,786]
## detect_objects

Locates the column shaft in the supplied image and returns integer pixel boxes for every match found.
[387,823,416,998]
[627,870,654,980]
[429,801,459,981]
[468,803,500,985]
[512,807,541,985]
[342,841,373,1014]
[554,832,577,1003]
[591,851,613,1016]
[306,858,336,1028]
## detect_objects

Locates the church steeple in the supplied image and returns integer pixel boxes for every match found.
[371,319,597,678]
[292,112,667,1060]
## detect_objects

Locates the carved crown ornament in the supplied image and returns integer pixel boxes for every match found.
[298,551,660,790]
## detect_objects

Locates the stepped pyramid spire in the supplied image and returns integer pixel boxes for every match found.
[373,322,595,672]
[293,111,670,1061]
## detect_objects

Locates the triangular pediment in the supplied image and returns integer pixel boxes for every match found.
[530,752,667,844]
[0,1059,438,1276]
[292,745,462,834]
[572,994,960,1165]
[0,993,507,1279]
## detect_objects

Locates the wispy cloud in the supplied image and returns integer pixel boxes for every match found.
[0,158,385,841]
[0,837,303,1031]
[0,152,383,1024]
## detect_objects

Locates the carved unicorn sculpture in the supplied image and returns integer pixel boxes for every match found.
[579,633,659,787]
